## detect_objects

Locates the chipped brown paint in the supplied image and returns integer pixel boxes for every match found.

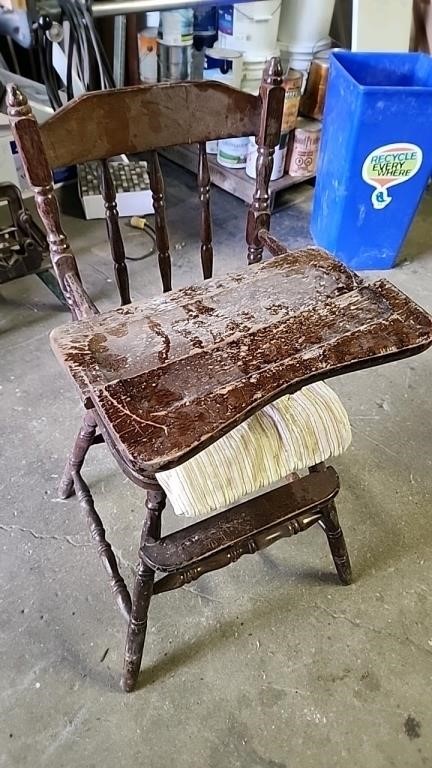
[51,248,432,474]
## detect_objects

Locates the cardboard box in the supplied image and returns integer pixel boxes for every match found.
[78,159,154,219]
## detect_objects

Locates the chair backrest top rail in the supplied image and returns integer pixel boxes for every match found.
[39,80,262,169]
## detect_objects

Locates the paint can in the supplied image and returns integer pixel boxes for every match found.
[300,58,329,119]
[157,40,192,82]
[246,135,288,180]
[285,117,321,177]
[206,140,219,154]
[281,68,302,132]
[159,8,193,45]
[217,136,249,168]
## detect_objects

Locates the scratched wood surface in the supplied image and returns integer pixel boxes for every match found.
[39,82,262,170]
[51,247,432,474]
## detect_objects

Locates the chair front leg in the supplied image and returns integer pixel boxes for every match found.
[121,486,166,692]
[59,410,98,499]
[320,500,353,586]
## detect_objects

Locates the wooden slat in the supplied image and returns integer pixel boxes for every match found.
[39,82,261,170]
[98,160,131,306]
[247,57,284,264]
[50,247,432,474]
[148,151,172,292]
[143,468,339,571]
[197,142,213,279]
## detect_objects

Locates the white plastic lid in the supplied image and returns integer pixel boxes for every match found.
[146,11,160,28]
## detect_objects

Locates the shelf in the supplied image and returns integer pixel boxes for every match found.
[160,144,315,212]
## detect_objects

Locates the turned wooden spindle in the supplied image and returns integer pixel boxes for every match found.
[98,160,131,306]
[246,57,285,265]
[6,84,93,320]
[73,469,132,622]
[121,486,166,692]
[148,151,172,292]
[197,142,214,279]
[310,464,353,585]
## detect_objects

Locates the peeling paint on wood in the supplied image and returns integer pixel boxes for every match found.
[51,248,432,474]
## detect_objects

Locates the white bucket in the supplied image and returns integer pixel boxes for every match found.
[277,0,336,48]
[218,1,281,56]
[206,140,218,154]
[279,38,331,81]
[246,135,287,180]
[203,47,243,89]
[160,9,193,45]
[241,51,279,94]
[217,137,249,168]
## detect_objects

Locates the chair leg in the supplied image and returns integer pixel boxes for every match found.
[121,486,166,692]
[73,468,132,621]
[59,410,98,499]
[320,500,353,586]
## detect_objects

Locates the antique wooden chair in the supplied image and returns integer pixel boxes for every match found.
[7,59,432,692]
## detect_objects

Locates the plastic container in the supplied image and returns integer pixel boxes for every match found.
[138,25,159,83]
[241,51,278,94]
[218,1,281,56]
[194,5,217,34]
[246,135,288,180]
[311,52,432,270]
[279,38,331,81]
[206,140,218,154]
[277,0,335,47]
[203,47,243,88]
[160,9,193,45]
[193,5,217,50]
[157,41,192,82]
[217,136,249,168]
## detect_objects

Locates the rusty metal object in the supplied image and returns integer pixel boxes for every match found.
[281,68,302,132]
[301,58,330,120]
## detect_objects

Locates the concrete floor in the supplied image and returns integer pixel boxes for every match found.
[1,165,432,768]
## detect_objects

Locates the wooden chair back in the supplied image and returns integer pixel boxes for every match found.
[7,59,284,316]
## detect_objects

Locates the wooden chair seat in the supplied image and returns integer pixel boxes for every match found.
[51,246,432,479]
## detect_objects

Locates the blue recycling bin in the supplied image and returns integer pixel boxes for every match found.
[311,52,432,269]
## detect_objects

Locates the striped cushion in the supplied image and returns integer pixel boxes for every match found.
[156,381,351,517]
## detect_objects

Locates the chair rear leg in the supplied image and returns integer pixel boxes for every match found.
[320,500,353,585]
[59,410,98,499]
[121,486,166,692]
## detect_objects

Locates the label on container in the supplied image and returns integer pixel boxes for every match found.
[362,143,423,210]
[218,5,234,35]
[287,124,321,177]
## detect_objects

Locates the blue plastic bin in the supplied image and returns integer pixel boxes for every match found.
[311,52,432,269]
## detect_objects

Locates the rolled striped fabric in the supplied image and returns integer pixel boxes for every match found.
[156,381,351,517]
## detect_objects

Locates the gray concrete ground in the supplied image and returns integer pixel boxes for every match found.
[0,165,431,768]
